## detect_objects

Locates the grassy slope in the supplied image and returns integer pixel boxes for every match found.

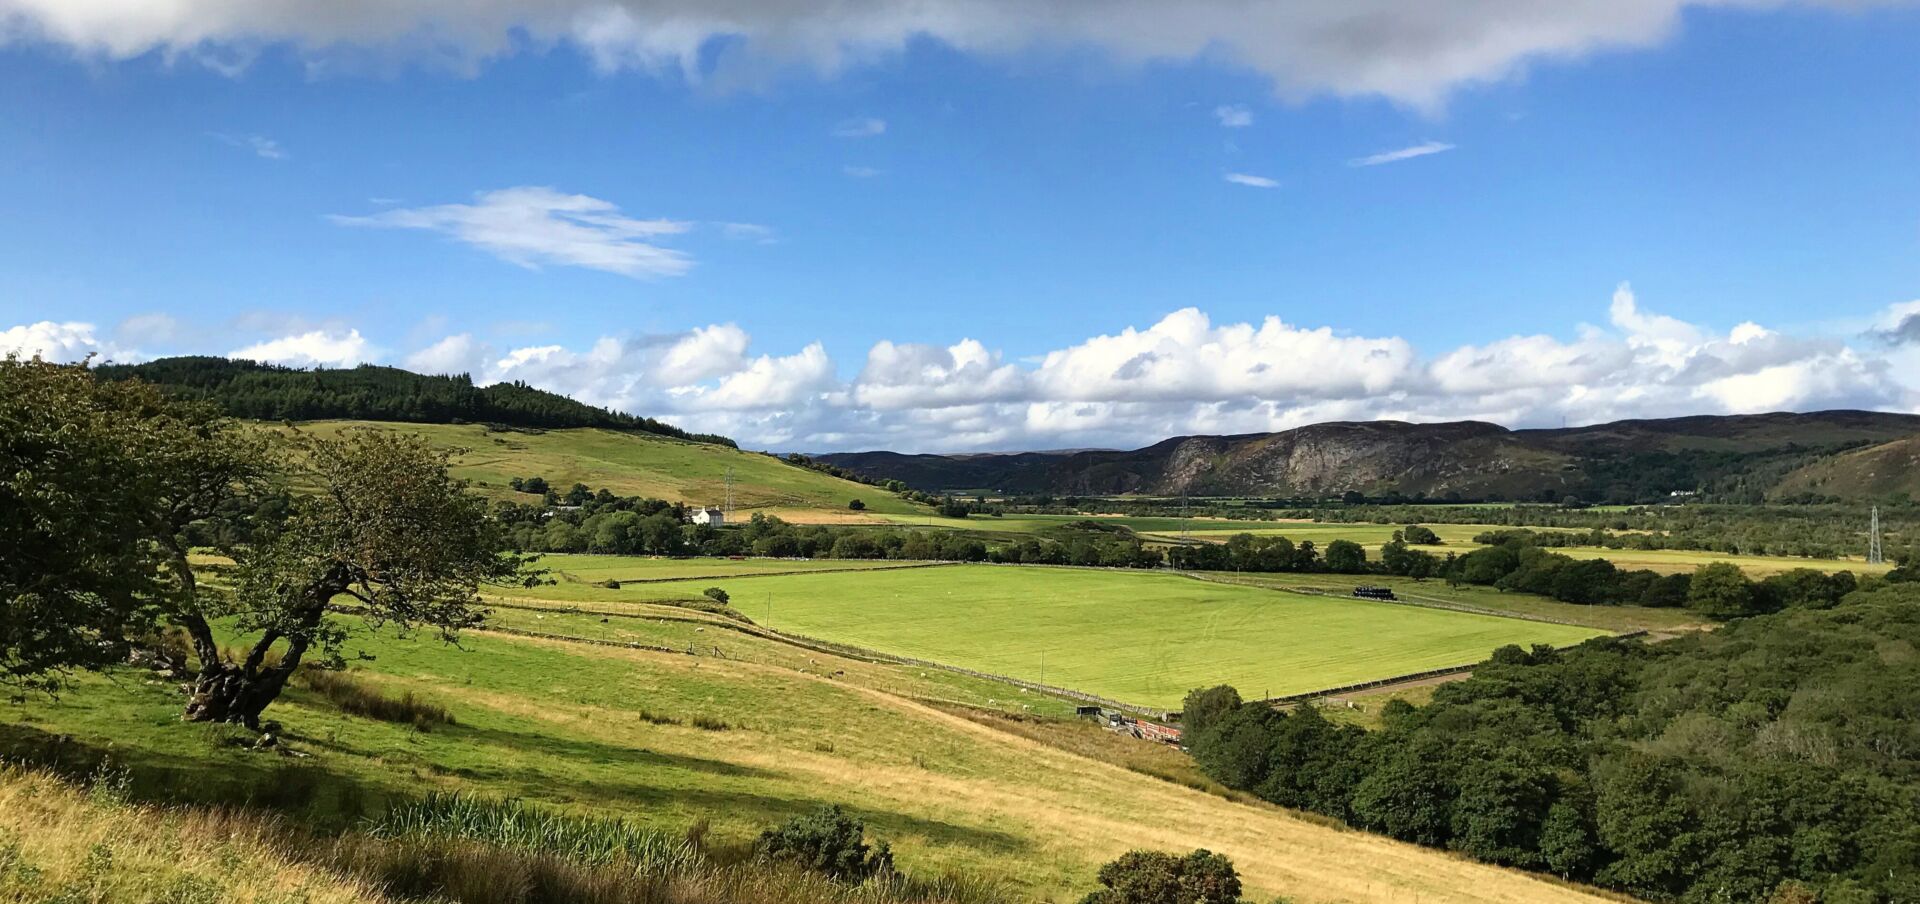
[489,560,1606,708]
[4,620,1622,904]
[0,766,384,903]
[273,421,922,518]
[1772,434,1920,500]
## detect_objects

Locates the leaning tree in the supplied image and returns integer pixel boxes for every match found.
[184,429,532,728]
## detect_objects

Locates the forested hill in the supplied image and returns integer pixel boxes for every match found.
[95,356,735,447]
[818,411,1920,504]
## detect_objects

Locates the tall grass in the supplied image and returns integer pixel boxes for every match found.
[298,667,456,730]
[368,794,701,873]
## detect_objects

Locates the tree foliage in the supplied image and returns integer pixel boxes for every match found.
[752,805,893,882]
[1078,849,1242,904]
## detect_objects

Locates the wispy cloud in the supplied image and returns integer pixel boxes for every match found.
[842,165,883,178]
[329,187,693,278]
[1223,173,1279,189]
[716,222,777,244]
[1213,104,1252,128]
[1349,140,1456,167]
[210,132,285,160]
[832,117,887,138]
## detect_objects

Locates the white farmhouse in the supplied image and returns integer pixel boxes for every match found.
[690,506,725,526]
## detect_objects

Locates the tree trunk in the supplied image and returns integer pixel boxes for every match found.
[181,566,344,730]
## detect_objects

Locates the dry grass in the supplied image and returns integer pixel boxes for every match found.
[0,764,385,904]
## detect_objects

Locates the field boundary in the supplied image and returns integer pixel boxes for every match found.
[1265,630,1650,706]
[1175,571,1623,630]
[553,560,959,586]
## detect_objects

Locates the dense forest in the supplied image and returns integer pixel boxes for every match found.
[1183,579,1920,903]
[94,356,735,446]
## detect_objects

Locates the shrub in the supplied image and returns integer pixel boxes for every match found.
[848,499,866,511]
[703,587,731,605]
[1078,849,1242,904]
[602,579,622,590]
[754,805,893,882]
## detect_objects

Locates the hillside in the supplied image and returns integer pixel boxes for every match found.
[278,420,919,518]
[96,356,734,446]
[821,411,1920,503]
[1773,433,1920,501]
[2,599,1624,903]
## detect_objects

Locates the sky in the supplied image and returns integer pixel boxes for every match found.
[2,1,1920,453]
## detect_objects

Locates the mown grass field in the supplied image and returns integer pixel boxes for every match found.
[1194,572,1709,634]
[273,421,921,517]
[2,615,1622,904]
[491,559,1608,707]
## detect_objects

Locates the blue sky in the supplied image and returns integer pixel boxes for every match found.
[3,1,1919,451]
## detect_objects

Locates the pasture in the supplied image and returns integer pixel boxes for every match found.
[273,421,919,517]
[491,559,1608,708]
[0,615,1620,904]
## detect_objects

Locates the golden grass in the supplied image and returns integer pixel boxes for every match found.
[0,765,385,903]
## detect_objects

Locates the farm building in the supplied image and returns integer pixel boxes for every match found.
[690,507,725,526]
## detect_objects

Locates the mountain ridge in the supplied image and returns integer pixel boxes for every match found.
[818,410,1920,503]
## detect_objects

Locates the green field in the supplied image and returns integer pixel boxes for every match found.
[492,559,1607,708]
[542,554,936,583]
[274,421,921,517]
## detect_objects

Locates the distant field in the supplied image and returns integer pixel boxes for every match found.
[271,421,921,517]
[539,554,935,584]
[1199,572,1708,634]
[492,558,1606,708]
[1550,545,1888,576]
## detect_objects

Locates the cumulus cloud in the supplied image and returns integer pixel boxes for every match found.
[1349,140,1455,166]
[330,187,693,278]
[230,329,378,367]
[1213,104,1252,127]
[0,321,131,362]
[0,1,1852,108]
[14,284,1919,451]
[1223,172,1278,188]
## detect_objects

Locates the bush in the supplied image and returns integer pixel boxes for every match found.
[704,587,731,605]
[1402,525,1441,545]
[754,805,893,882]
[849,499,866,511]
[1078,849,1242,904]
[601,579,622,590]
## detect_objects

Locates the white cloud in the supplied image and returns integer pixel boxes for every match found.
[21,286,1920,452]
[832,117,886,138]
[1349,140,1455,167]
[404,333,494,375]
[1213,104,1252,127]
[211,132,284,159]
[330,187,693,278]
[117,312,182,346]
[716,221,777,243]
[1223,172,1279,188]
[0,1,1843,109]
[230,329,377,367]
[0,321,130,362]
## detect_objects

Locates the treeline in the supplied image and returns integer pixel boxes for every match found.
[1184,579,1920,903]
[495,480,1159,566]
[94,356,735,446]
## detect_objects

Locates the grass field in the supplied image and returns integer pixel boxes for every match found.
[543,554,937,584]
[2,614,1623,904]
[1550,546,1888,576]
[1194,572,1709,634]
[272,421,921,518]
[491,559,1608,708]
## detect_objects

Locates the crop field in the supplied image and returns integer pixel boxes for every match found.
[490,559,1607,708]
[1550,545,1888,576]
[0,616,1617,904]
[272,421,920,517]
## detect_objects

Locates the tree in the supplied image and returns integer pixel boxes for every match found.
[184,430,530,728]
[1687,562,1759,620]
[0,358,172,691]
[848,498,865,511]
[1180,685,1242,737]
[1324,539,1368,574]
[703,586,731,605]
[1403,524,1442,545]
[1079,849,1242,904]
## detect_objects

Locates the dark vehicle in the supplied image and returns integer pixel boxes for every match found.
[1353,585,1397,601]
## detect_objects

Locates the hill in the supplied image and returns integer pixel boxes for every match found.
[1772,433,1920,502]
[820,411,1920,503]
[277,420,920,518]
[96,356,734,446]
[1,596,1623,903]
